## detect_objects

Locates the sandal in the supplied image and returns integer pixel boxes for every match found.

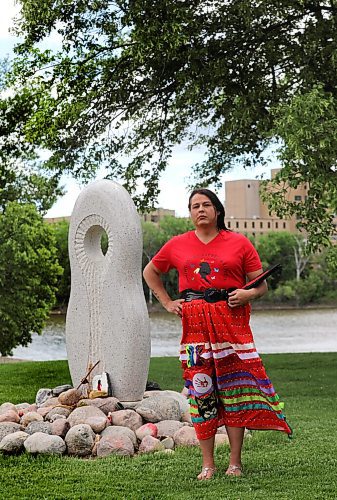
[197,466,217,481]
[226,464,243,477]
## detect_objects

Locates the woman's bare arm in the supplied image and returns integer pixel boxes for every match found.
[143,262,184,316]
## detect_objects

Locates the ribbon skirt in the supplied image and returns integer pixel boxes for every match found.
[179,300,292,440]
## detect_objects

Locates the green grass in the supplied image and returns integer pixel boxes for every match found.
[1,353,336,500]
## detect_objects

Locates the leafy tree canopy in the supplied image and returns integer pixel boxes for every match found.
[0,63,62,213]
[0,202,62,356]
[9,0,337,248]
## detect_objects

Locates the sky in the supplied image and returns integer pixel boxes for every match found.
[1,0,275,218]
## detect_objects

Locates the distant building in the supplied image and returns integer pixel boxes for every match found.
[224,169,309,237]
[44,208,176,226]
[44,216,71,224]
[140,207,175,224]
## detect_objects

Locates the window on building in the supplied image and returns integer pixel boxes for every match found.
[275,222,278,229]
[252,221,255,228]
[260,222,263,228]
[294,195,302,201]
[244,221,247,228]
[268,222,271,228]
[252,232,255,237]
[247,184,251,188]
[236,221,239,228]
[283,222,286,229]
[151,215,158,223]
[227,221,231,228]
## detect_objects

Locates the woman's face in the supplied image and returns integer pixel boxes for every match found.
[189,193,219,229]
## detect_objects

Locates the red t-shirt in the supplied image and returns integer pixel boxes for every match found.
[151,230,262,292]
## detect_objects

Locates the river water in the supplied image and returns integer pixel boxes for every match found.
[11,308,337,361]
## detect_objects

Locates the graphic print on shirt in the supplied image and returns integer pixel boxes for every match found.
[183,253,227,289]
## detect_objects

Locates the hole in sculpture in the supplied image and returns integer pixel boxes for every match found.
[101,231,108,255]
[83,225,109,261]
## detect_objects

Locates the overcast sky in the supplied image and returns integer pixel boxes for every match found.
[1,0,274,218]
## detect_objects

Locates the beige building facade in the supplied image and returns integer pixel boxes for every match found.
[44,208,175,226]
[44,216,71,224]
[140,207,175,223]
[224,169,308,237]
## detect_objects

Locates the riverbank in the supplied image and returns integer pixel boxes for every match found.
[51,300,336,316]
[145,301,337,313]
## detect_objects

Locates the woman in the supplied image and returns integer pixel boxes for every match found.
[143,188,292,480]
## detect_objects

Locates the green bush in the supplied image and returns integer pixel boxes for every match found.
[0,203,62,356]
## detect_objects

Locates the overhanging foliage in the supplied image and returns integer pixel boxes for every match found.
[6,0,337,249]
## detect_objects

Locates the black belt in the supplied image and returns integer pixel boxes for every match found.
[181,288,235,303]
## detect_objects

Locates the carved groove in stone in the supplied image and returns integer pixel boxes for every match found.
[73,214,113,372]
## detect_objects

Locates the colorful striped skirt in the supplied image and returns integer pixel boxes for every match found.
[180,300,292,441]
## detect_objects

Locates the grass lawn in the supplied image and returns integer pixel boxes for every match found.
[0,353,336,500]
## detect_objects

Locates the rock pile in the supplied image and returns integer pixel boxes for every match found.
[0,386,232,458]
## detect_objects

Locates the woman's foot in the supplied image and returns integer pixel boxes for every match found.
[225,464,243,477]
[197,466,217,480]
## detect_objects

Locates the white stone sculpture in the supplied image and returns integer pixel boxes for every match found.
[66,180,151,402]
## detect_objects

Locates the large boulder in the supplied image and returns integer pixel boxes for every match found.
[0,403,18,415]
[143,390,189,417]
[96,434,134,458]
[0,431,29,454]
[77,397,122,415]
[45,407,71,421]
[100,425,137,448]
[20,412,44,427]
[37,407,54,419]
[58,389,82,407]
[135,423,158,441]
[173,426,199,447]
[0,411,20,424]
[35,388,53,407]
[52,384,73,397]
[49,414,67,423]
[109,410,143,431]
[136,396,181,423]
[19,404,38,415]
[65,424,95,457]
[214,433,230,446]
[155,420,185,438]
[139,435,165,454]
[39,397,59,409]
[161,437,175,450]
[15,403,30,412]
[0,423,22,442]
[24,432,66,455]
[67,406,108,433]
[51,419,70,438]
[26,421,53,435]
